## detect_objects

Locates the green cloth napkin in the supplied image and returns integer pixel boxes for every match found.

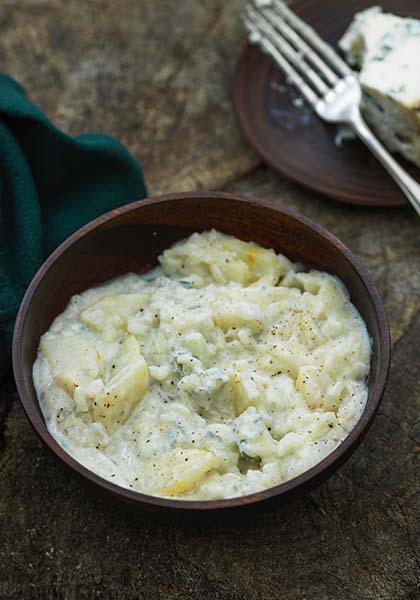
[0,73,147,377]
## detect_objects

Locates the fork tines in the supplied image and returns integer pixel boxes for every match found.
[243,0,353,107]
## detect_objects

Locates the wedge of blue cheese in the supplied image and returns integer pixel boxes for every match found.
[339,6,420,167]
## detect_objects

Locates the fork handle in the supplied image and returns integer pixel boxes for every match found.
[348,109,420,216]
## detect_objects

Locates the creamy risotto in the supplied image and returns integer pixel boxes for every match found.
[33,231,371,500]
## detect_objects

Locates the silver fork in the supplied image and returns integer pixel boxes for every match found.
[243,0,420,216]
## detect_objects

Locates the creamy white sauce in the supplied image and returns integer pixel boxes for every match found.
[33,231,371,500]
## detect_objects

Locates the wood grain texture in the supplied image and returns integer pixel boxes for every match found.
[232,0,420,207]
[0,1,419,598]
[12,193,390,522]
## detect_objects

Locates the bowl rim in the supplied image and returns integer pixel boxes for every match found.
[13,191,391,512]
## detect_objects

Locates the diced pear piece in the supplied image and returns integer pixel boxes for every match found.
[212,303,262,334]
[230,372,260,415]
[295,365,333,410]
[160,231,288,286]
[41,334,102,394]
[142,448,219,496]
[210,258,250,284]
[183,332,209,362]
[240,243,284,284]
[79,293,149,341]
[257,344,300,379]
[93,334,148,431]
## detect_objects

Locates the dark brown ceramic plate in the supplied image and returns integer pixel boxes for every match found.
[13,193,390,523]
[232,0,420,207]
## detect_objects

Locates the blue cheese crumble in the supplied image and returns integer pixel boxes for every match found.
[339,6,420,167]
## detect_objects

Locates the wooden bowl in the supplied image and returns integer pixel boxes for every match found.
[13,192,390,523]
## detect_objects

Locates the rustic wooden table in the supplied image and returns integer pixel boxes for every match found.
[1,1,419,598]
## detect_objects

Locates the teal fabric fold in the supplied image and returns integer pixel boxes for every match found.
[0,74,147,376]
